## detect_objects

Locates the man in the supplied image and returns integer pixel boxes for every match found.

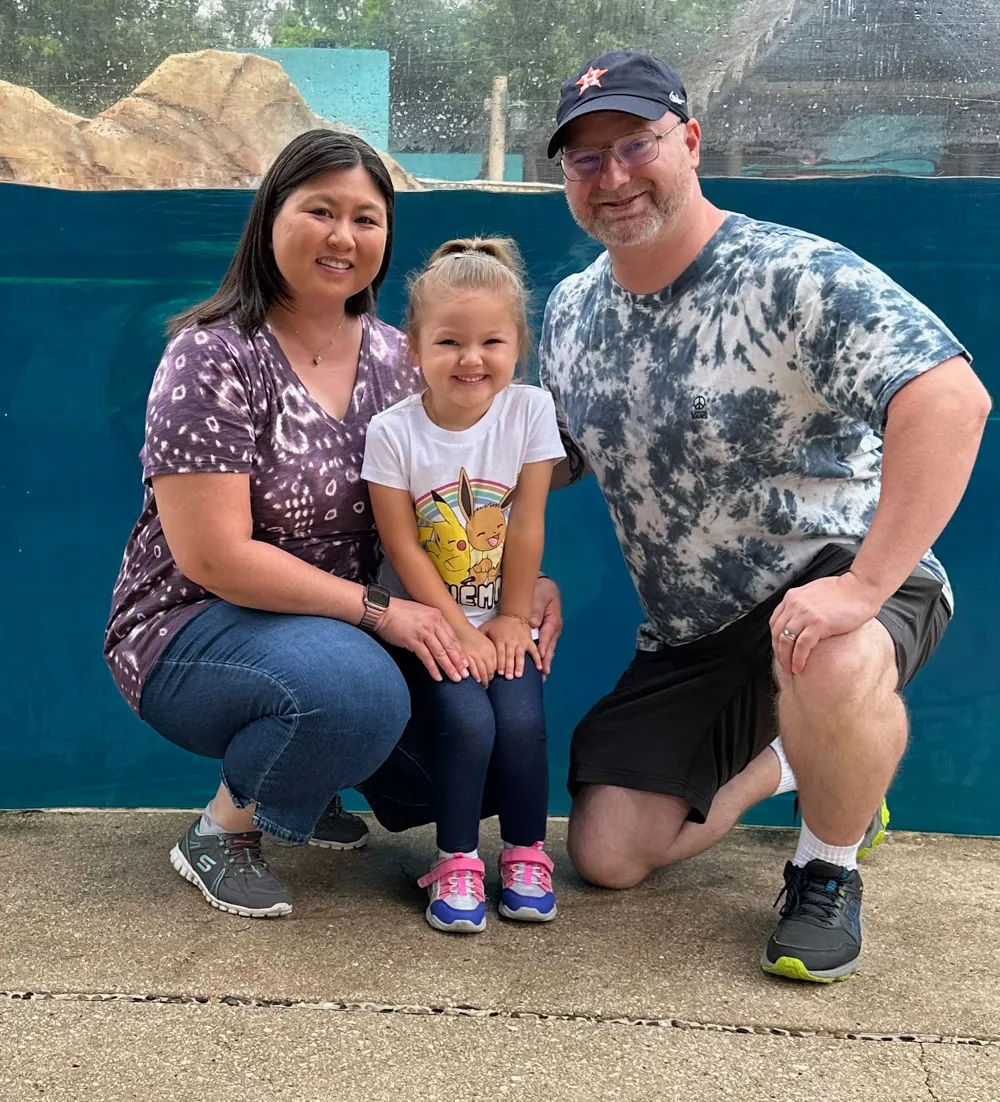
[539,49,991,982]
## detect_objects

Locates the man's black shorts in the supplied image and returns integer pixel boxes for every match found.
[569,543,950,823]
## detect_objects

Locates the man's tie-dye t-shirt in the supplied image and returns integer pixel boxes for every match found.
[539,213,966,650]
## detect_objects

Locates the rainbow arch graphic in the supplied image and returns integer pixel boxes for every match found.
[414,477,511,524]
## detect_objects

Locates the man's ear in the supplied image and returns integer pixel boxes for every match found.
[684,118,702,169]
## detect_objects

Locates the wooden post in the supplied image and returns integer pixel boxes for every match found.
[488,75,508,182]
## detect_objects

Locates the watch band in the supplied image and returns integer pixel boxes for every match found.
[359,602,385,632]
[359,584,390,632]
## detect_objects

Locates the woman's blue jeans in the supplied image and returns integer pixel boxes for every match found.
[140,601,413,843]
[140,600,518,844]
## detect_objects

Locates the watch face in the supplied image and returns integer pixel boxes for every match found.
[367,584,391,609]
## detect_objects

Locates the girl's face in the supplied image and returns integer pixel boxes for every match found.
[413,289,520,414]
[270,165,388,311]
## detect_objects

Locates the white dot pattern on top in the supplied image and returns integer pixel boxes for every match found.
[104,313,419,714]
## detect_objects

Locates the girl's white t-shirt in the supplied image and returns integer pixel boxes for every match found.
[361,384,565,627]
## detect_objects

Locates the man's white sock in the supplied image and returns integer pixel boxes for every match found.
[769,736,797,796]
[792,820,864,872]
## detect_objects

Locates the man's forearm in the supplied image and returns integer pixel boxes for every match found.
[851,360,990,604]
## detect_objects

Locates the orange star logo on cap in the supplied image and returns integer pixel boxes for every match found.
[575,66,609,95]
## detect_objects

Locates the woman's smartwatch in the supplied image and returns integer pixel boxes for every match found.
[359,583,391,632]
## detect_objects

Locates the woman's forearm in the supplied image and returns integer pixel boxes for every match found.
[188,538,367,624]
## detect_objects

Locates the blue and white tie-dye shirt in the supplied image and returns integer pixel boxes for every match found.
[539,213,966,650]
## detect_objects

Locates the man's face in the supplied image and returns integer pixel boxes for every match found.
[561,109,700,248]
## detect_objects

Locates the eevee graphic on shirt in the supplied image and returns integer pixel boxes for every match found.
[456,467,515,585]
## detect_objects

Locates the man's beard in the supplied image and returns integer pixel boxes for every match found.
[570,183,683,248]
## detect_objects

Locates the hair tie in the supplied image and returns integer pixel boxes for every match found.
[431,249,489,267]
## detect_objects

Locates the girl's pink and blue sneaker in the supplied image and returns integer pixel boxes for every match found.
[417,853,487,933]
[498,842,557,922]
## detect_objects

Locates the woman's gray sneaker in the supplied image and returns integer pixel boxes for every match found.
[308,793,370,850]
[170,820,293,918]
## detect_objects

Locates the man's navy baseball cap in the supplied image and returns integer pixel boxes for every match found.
[547,50,690,159]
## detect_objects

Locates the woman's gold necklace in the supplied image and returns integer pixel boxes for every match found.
[292,314,347,364]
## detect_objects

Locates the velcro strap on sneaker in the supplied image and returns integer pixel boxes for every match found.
[417,855,486,889]
[498,847,554,873]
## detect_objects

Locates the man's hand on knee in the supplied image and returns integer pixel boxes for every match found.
[774,621,897,718]
[770,573,882,674]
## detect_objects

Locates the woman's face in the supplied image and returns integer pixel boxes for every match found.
[270,164,388,310]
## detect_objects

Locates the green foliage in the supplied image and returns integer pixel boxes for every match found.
[0,0,745,157]
[0,0,269,115]
[271,9,326,47]
[274,0,743,152]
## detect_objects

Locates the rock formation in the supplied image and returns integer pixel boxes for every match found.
[0,50,420,191]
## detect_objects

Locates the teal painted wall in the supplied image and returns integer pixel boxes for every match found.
[394,153,525,182]
[0,180,996,833]
[249,48,390,149]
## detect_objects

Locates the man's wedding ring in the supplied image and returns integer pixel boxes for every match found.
[781,628,797,640]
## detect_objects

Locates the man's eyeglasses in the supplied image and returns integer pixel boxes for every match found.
[560,120,684,182]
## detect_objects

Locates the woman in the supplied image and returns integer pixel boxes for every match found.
[104,129,562,919]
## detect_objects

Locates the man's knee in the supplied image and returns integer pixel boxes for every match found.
[568,829,649,890]
[776,620,896,706]
[567,785,685,890]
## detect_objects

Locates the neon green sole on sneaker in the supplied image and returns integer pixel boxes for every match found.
[858,799,890,860]
[761,954,857,984]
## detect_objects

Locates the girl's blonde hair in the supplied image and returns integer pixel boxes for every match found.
[407,236,531,357]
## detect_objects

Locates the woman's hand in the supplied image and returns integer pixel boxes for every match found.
[459,625,498,686]
[529,576,563,677]
[483,616,542,680]
[375,599,469,683]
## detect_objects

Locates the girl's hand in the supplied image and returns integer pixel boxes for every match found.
[483,615,542,680]
[459,625,498,685]
[375,599,469,683]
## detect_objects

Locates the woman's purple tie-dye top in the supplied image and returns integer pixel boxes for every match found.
[105,314,419,714]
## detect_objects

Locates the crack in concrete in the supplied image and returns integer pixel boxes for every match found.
[2,989,998,1048]
[917,1044,943,1101]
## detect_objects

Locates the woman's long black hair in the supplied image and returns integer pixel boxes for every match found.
[170,129,395,337]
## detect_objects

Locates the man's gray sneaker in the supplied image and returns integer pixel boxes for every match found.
[170,819,292,918]
[308,793,370,850]
[762,859,864,983]
[858,798,890,860]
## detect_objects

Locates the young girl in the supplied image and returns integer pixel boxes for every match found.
[361,237,565,934]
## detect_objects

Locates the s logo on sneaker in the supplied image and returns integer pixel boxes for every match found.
[197,855,217,873]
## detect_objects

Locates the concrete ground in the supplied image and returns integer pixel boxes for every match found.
[1,811,997,1101]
